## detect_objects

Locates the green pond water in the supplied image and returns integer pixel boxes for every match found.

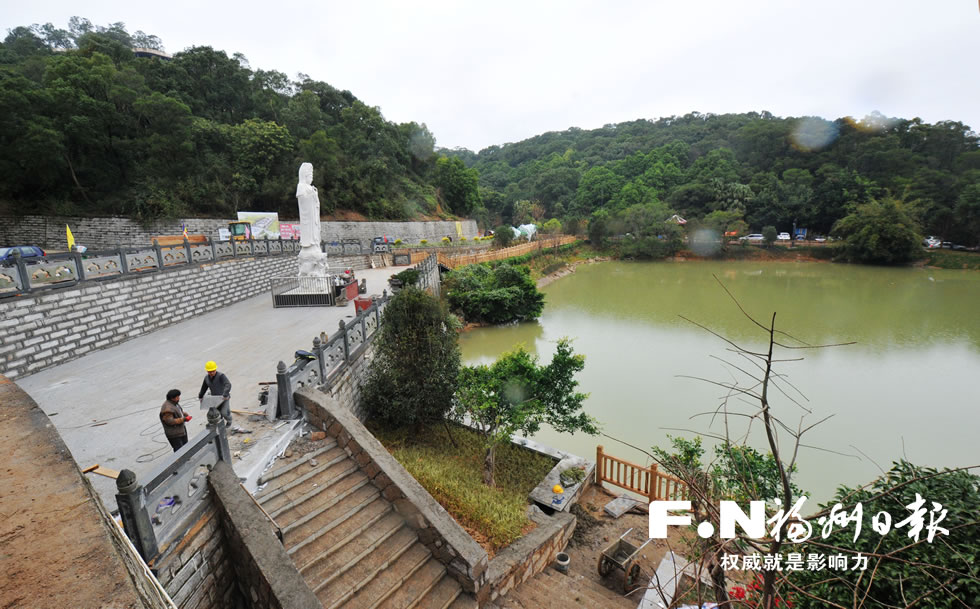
[458,260,980,502]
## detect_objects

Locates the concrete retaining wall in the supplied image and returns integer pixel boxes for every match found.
[0,255,296,379]
[1,215,478,252]
[153,501,239,609]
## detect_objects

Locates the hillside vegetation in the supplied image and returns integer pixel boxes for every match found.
[449,112,979,248]
[0,18,480,222]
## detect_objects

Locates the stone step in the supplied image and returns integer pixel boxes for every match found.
[297,508,404,576]
[371,556,445,609]
[307,516,411,592]
[257,447,349,505]
[280,474,372,534]
[286,487,386,561]
[538,567,627,607]
[315,527,421,608]
[258,440,338,485]
[335,541,432,609]
[448,592,479,609]
[266,463,363,521]
[406,573,461,609]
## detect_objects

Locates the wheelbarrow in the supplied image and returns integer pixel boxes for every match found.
[597,527,652,592]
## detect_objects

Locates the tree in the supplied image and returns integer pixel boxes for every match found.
[762,225,778,247]
[588,208,610,245]
[541,218,562,234]
[792,461,980,608]
[454,339,597,486]
[433,155,480,215]
[360,287,460,429]
[444,262,544,324]
[493,224,514,248]
[832,198,922,265]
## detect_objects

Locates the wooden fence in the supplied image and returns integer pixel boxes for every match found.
[402,235,578,269]
[595,445,688,502]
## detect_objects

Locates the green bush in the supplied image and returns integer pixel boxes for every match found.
[391,268,420,285]
[444,262,545,324]
[494,225,514,248]
[360,287,460,428]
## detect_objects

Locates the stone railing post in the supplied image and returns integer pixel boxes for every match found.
[313,336,327,381]
[71,248,86,281]
[117,244,129,274]
[248,234,254,256]
[152,239,164,269]
[10,250,30,292]
[339,320,350,362]
[263,234,269,256]
[182,235,193,265]
[115,469,159,560]
[209,236,217,261]
[206,407,231,462]
[360,308,368,344]
[276,361,295,419]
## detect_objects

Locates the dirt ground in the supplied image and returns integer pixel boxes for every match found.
[563,484,691,604]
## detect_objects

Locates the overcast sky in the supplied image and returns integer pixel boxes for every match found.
[4,1,978,152]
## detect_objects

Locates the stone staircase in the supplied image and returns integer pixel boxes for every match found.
[490,566,633,609]
[255,437,475,609]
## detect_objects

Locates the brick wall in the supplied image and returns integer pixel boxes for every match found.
[0,255,296,379]
[0,215,478,252]
[153,501,239,609]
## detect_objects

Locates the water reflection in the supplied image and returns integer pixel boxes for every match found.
[459,261,980,501]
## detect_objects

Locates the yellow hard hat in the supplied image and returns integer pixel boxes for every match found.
[205,361,217,372]
[553,484,564,494]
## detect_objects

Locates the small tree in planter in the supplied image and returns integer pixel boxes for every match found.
[361,287,460,430]
[453,339,599,487]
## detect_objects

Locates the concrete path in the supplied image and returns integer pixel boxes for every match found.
[16,266,401,510]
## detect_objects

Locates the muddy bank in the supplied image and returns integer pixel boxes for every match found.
[537,257,611,288]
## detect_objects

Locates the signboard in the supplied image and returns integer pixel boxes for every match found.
[280,223,300,240]
[236,212,280,239]
[217,228,231,241]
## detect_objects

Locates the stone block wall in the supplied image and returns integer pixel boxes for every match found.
[0,255,296,378]
[153,501,239,609]
[1,215,478,252]
[487,511,576,602]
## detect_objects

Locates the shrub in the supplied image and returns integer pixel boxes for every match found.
[360,287,460,428]
[494,225,514,247]
[444,262,544,324]
[391,268,420,286]
[394,239,402,246]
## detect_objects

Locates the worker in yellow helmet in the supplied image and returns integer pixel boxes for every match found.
[198,360,233,428]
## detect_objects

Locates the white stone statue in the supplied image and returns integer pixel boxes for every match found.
[295,162,329,277]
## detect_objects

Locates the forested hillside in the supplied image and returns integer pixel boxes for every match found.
[0,18,481,221]
[450,112,980,245]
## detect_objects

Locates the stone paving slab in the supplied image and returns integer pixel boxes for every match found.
[16,265,401,510]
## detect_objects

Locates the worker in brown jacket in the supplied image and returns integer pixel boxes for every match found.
[160,389,192,451]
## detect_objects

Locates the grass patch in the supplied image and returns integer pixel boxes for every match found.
[923,248,980,270]
[369,423,556,553]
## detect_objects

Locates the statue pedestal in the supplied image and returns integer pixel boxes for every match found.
[297,246,329,277]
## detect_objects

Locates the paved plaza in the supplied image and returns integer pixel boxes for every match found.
[17,266,400,508]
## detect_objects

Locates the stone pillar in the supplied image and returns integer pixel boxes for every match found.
[276,361,294,419]
[115,469,158,560]
[207,407,231,462]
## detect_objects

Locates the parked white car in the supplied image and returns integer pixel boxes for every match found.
[777,232,791,241]
[740,234,764,242]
